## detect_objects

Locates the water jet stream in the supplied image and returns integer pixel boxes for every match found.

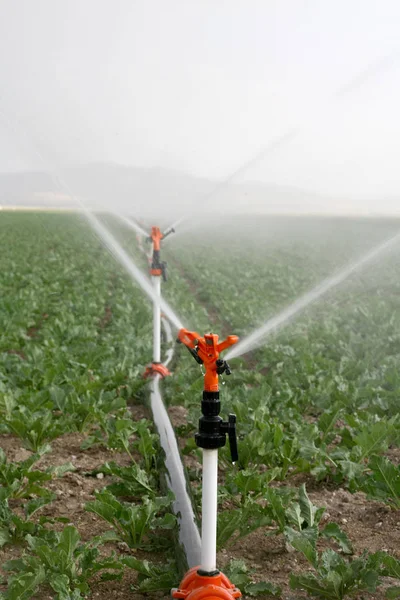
[113,212,149,238]
[226,230,400,360]
[78,205,185,330]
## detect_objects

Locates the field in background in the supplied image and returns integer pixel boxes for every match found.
[0,211,399,599]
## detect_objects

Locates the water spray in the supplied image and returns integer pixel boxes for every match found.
[172,328,241,600]
[143,225,175,378]
[114,213,149,238]
[226,228,400,360]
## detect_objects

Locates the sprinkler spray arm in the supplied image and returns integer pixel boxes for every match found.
[177,328,238,392]
[162,226,175,240]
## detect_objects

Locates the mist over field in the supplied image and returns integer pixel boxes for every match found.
[0,1,400,218]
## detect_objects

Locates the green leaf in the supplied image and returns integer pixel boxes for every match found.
[266,487,286,531]
[0,527,11,547]
[121,556,153,576]
[5,564,46,600]
[290,572,338,599]
[59,525,80,559]
[381,554,400,579]
[49,462,76,477]
[246,581,282,596]
[363,455,400,508]
[285,502,302,530]
[298,484,324,528]
[48,573,71,597]
[386,587,400,599]
[321,522,353,554]
[284,526,318,568]
[25,493,55,517]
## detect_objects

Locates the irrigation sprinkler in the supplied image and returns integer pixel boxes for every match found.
[143,225,175,379]
[172,328,241,600]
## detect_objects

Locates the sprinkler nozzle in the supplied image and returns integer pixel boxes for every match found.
[177,329,238,392]
[162,227,175,239]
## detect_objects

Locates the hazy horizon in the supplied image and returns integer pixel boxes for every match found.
[1,1,400,216]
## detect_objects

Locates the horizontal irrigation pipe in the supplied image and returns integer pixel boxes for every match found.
[134,229,201,569]
[149,317,201,569]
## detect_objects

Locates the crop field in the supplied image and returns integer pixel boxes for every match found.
[0,211,399,600]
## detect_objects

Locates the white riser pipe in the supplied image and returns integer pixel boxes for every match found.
[152,276,161,363]
[201,449,218,572]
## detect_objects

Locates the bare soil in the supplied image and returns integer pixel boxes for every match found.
[216,485,400,600]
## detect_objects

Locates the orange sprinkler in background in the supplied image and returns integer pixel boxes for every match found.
[147,225,175,280]
[173,329,241,600]
[143,225,175,379]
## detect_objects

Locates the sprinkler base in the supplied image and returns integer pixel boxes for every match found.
[172,566,241,600]
[143,363,171,379]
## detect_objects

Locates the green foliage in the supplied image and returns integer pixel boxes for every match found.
[361,455,400,508]
[289,550,396,600]
[121,556,180,592]
[0,490,56,548]
[2,213,400,599]
[96,460,155,497]
[2,526,122,599]
[85,489,176,550]
[223,560,281,596]
[0,445,73,500]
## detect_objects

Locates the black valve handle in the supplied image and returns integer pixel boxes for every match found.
[161,262,168,282]
[216,359,232,376]
[227,414,238,463]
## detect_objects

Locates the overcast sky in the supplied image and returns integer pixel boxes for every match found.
[0,0,400,212]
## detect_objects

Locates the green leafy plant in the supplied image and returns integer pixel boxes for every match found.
[121,556,180,592]
[5,408,66,451]
[223,559,281,597]
[2,525,123,599]
[284,484,353,555]
[289,549,395,600]
[361,454,400,509]
[0,445,74,500]
[85,489,176,550]
[0,489,56,548]
[95,460,155,497]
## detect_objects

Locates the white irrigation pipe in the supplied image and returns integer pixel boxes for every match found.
[153,276,161,363]
[200,449,218,572]
[149,318,201,568]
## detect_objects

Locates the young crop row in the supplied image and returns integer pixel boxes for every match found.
[0,213,179,599]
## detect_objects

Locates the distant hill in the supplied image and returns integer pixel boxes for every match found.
[0,163,395,217]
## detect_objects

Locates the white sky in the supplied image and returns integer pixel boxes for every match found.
[0,0,400,209]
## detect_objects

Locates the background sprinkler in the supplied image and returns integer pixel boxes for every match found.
[172,328,241,600]
[143,225,175,379]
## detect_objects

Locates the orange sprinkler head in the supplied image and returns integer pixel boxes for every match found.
[177,329,239,392]
[150,226,163,251]
[172,566,241,600]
